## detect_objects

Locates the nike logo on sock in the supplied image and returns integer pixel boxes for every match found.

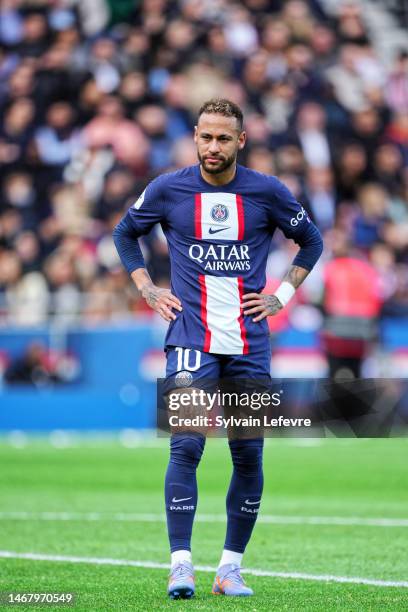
[172,496,193,503]
[245,499,261,505]
[208,226,230,234]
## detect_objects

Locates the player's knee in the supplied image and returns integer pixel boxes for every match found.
[229,438,264,476]
[170,433,206,470]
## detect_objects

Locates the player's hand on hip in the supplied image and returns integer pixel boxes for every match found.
[142,285,182,322]
[242,293,283,322]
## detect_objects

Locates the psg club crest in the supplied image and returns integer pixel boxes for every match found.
[211,204,229,223]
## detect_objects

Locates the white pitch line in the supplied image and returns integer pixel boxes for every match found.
[0,511,408,527]
[0,551,407,589]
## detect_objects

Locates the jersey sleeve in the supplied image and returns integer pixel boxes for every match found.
[112,175,167,274]
[267,177,312,239]
[267,176,323,271]
[127,174,167,234]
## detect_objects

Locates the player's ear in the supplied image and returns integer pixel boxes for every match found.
[193,126,198,143]
[238,130,246,150]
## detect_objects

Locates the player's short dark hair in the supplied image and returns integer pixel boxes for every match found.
[198,98,244,131]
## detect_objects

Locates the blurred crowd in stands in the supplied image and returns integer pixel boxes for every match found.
[0,0,407,342]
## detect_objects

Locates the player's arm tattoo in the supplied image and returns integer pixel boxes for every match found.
[131,267,182,322]
[242,292,283,319]
[282,265,310,289]
[141,283,183,321]
[263,294,283,315]
[142,284,159,309]
[242,265,310,321]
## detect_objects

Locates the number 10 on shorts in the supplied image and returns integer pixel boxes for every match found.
[175,347,201,372]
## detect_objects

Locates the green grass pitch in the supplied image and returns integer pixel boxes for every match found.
[0,437,407,611]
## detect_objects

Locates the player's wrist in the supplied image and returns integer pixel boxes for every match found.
[273,281,296,307]
[131,268,154,293]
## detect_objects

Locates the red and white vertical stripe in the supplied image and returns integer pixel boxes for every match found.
[199,275,248,355]
[195,192,248,354]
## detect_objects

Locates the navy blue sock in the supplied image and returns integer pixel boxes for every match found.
[165,433,206,552]
[224,438,264,553]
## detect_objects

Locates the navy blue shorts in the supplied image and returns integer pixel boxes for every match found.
[165,346,271,391]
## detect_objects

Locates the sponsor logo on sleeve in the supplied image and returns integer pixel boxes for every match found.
[290,206,310,226]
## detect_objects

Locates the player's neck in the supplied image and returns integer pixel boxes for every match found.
[199,163,237,187]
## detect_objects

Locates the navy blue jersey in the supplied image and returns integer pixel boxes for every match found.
[120,164,315,355]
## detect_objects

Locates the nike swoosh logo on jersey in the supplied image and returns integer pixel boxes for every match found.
[208,226,230,234]
[245,499,260,505]
[172,496,193,503]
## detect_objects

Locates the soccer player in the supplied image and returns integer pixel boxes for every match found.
[113,99,323,599]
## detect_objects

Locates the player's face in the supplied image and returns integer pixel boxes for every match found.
[194,113,246,175]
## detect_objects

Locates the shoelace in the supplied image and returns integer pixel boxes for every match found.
[222,566,245,585]
[171,562,192,580]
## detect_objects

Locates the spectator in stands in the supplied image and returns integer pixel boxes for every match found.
[373,143,405,198]
[13,230,41,274]
[386,50,408,114]
[304,166,336,231]
[2,172,38,228]
[0,97,35,170]
[83,95,150,172]
[334,142,369,202]
[94,168,137,221]
[322,228,383,378]
[295,102,331,169]
[352,183,390,249]
[327,44,368,112]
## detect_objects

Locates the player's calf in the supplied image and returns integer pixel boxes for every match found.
[224,438,264,552]
[165,433,205,552]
